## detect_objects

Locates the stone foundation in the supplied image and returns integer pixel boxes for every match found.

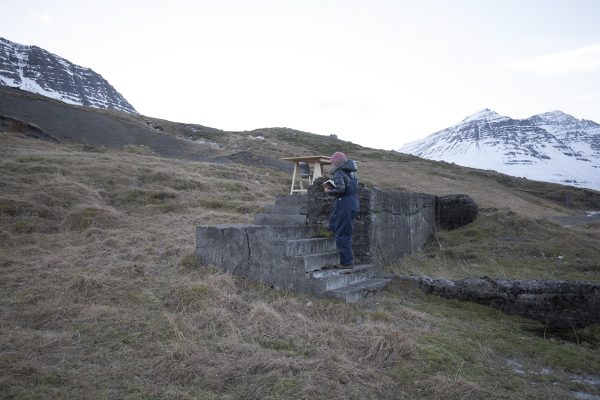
[308,178,475,268]
[197,184,479,301]
[406,275,600,328]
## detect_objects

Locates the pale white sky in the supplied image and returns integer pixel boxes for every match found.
[1,0,600,149]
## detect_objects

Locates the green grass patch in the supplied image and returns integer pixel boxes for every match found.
[391,208,600,280]
[268,378,301,399]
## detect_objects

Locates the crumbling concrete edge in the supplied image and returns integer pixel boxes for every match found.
[396,274,600,328]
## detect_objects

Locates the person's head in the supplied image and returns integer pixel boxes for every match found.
[330,151,346,167]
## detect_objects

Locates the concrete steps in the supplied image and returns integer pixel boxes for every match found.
[261,192,390,302]
[198,192,390,303]
[255,194,308,226]
[254,213,307,226]
[268,193,388,301]
[285,237,336,256]
[326,278,391,303]
[310,265,375,292]
[296,251,340,272]
[266,225,321,240]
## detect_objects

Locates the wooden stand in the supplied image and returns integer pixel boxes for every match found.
[280,156,332,195]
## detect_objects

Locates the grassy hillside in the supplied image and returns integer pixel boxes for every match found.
[1,130,599,399]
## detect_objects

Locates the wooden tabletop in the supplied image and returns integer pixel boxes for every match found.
[280,155,331,164]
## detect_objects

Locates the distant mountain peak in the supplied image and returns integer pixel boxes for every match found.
[533,110,578,123]
[461,108,507,123]
[400,109,600,191]
[0,37,136,113]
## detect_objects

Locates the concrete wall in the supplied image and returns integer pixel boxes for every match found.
[197,185,473,293]
[196,224,316,292]
[365,188,436,266]
[307,179,437,268]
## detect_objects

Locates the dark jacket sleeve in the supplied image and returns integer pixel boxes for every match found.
[326,170,347,197]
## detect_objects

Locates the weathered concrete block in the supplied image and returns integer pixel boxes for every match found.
[327,278,391,303]
[437,194,479,230]
[407,275,600,328]
[310,265,374,293]
[197,224,304,291]
[195,224,252,277]
[307,179,437,269]
[366,188,436,266]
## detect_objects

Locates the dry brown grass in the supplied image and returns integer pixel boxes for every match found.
[0,135,422,399]
[2,133,599,399]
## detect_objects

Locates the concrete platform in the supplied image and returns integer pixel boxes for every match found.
[266,225,321,240]
[310,264,374,292]
[296,251,340,272]
[326,278,391,303]
[197,184,445,303]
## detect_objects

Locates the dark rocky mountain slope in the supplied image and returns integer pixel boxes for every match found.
[0,37,136,113]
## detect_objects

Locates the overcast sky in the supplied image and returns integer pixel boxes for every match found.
[2,0,600,150]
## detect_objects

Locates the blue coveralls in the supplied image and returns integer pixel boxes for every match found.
[327,160,359,266]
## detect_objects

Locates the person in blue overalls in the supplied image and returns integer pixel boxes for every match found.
[324,151,359,269]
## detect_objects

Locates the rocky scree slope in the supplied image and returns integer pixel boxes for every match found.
[400,109,600,191]
[0,37,136,113]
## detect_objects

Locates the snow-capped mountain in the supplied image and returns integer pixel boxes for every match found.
[0,37,136,113]
[400,109,600,191]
